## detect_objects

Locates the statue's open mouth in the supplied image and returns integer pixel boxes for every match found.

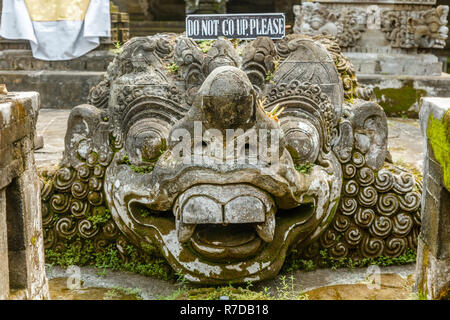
[172,184,276,261]
[127,183,317,264]
[190,224,262,261]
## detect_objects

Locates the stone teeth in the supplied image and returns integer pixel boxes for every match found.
[256,211,275,243]
[177,219,196,243]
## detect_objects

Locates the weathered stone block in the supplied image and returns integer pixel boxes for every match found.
[415,97,450,299]
[0,71,103,109]
[0,92,49,300]
[0,189,9,300]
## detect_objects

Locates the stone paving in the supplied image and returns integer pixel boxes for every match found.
[46,264,417,300]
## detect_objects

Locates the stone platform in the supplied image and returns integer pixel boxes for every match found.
[0,70,104,109]
[359,73,450,117]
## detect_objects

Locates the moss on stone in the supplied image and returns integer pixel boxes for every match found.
[294,162,315,174]
[45,240,174,281]
[427,110,450,191]
[373,82,426,116]
[282,247,417,273]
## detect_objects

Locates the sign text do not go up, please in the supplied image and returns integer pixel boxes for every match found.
[186,13,285,40]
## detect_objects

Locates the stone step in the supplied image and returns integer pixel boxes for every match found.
[130,21,185,37]
[0,49,115,71]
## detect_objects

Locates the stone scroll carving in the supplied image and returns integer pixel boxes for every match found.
[41,34,422,284]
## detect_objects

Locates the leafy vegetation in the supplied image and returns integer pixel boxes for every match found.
[119,154,154,174]
[283,247,417,273]
[159,274,308,300]
[87,206,111,227]
[103,286,143,300]
[45,240,174,281]
[166,62,179,74]
[111,41,123,55]
[196,40,215,53]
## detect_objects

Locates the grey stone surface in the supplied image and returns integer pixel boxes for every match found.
[0,92,49,300]
[0,189,9,299]
[387,117,423,171]
[0,70,104,109]
[414,97,450,299]
[34,109,70,169]
[294,2,449,50]
[347,52,443,76]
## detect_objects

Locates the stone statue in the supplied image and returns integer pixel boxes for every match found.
[293,3,367,48]
[41,34,422,283]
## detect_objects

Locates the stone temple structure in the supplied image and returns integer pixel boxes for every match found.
[40,34,423,284]
[294,0,449,75]
[294,0,450,116]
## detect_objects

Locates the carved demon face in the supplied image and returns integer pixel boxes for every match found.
[52,34,420,284]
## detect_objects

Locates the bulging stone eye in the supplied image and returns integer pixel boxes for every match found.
[283,120,320,165]
[125,121,166,164]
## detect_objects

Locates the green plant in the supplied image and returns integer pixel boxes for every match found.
[119,154,154,174]
[265,70,274,82]
[295,162,315,174]
[111,41,123,55]
[276,275,309,300]
[197,40,215,53]
[283,246,417,273]
[166,62,179,73]
[87,207,111,227]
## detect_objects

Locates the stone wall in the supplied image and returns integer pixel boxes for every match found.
[0,91,49,299]
[415,97,450,299]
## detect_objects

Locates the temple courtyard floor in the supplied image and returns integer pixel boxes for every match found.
[35,109,424,300]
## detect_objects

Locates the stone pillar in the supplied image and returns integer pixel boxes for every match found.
[0,91,49,300]
[415,97,450,300]
[0,189,9,300]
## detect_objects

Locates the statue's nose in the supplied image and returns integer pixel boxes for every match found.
[200,94,256,130]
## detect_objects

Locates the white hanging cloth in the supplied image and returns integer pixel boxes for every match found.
[0,0,111,61]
